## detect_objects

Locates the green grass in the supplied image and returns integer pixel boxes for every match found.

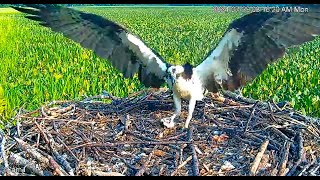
[0,8,19,14]
[0,6,319,128]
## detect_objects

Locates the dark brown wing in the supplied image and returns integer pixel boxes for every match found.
[196,5,320,92]
[12,4,170,88]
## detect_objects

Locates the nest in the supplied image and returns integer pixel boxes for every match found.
[0,88,320,176]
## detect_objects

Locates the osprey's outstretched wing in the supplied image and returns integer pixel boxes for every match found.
[196,5,320,92]
[12,4,170,88]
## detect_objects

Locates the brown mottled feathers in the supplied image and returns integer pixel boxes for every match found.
[197,5,320,92]
[12,4,320,92]
[12,4,169,88]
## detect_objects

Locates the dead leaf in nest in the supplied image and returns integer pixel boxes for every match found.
[152,112,162,119]
[154,149,166,157]
[162,129,175,137]
[212,134,229,143]
[220,134,229,140]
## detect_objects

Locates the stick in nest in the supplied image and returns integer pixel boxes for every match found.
[69,140,203,150]
[14,137,50,167]
[286,131,305,176]
[250,139,269,176]
[170,156,193,176]
[135,146,157,176]
[187,127,200,176]
[222,90,268,107]
[297,157,317,176]
[47,133,75,176]
[277,141,291,176]
[9,152,46,176]
[235,136,278,151]
[190,144,200,176]
[244,102,259,133]
[0,131,10,175]
[47,155,68,176]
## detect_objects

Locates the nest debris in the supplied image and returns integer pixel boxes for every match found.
[0,88,320,176]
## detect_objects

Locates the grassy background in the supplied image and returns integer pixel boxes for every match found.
[0,7,319,128]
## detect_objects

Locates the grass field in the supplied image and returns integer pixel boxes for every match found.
[0,6,319,128]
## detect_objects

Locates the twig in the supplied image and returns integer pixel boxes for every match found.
[235,137,278,151]
[270,100,282,112]
[48,155,68,176]
[0,131,10,175]
[179,144,188,165]
[112,153,139,172]
[244,102,259,133]
[34,121,50,145]
[187,127,200,176]
[83,90,118,102]
[160,131,188,141]
[222,90,268,107]
[191,144,200,176]
[246,133,281,150]
[308,163,320,176]
[16,119,21,137]
[270,164,279,176]
[45,132,74,176]
[52,150,74,176]
[277,141,291,176]
[92,171,125,176]
[70,140,203,150]
[135,146,156,176]
[250,139,269,176]
[286,131,305,176]
[9,153,44,176]
[298,157,317,176]
[55,136,80,162]
[14,137,50,166]
[170,156,193,176]
[269,127,293,142]
[72,130,102,161]
[158,164,167,176]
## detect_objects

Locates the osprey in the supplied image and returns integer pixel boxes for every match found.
[13,4,320,128]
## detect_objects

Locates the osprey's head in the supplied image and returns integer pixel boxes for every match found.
[167,62,193,81]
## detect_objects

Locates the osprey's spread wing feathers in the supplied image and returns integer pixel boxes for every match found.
[196,6,320,92]
[12,4,169,88]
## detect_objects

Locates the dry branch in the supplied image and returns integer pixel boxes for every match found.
[14,137,50,166]
[48,155,68,176]
[244,102,258,133]
[250,139,269,176]
[170,156,193,176]
[0,130,10,175]
[9,153,45,176]
[286,131,305,176]
[135,146,155,176]
[277,141,291,176]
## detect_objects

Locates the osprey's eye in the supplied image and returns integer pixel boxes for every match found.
[172,68,176,74]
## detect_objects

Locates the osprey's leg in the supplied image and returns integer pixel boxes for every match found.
[184,98,196,129]
[161,93,181,128]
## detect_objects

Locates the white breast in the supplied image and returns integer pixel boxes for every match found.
[172,69,205,101]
